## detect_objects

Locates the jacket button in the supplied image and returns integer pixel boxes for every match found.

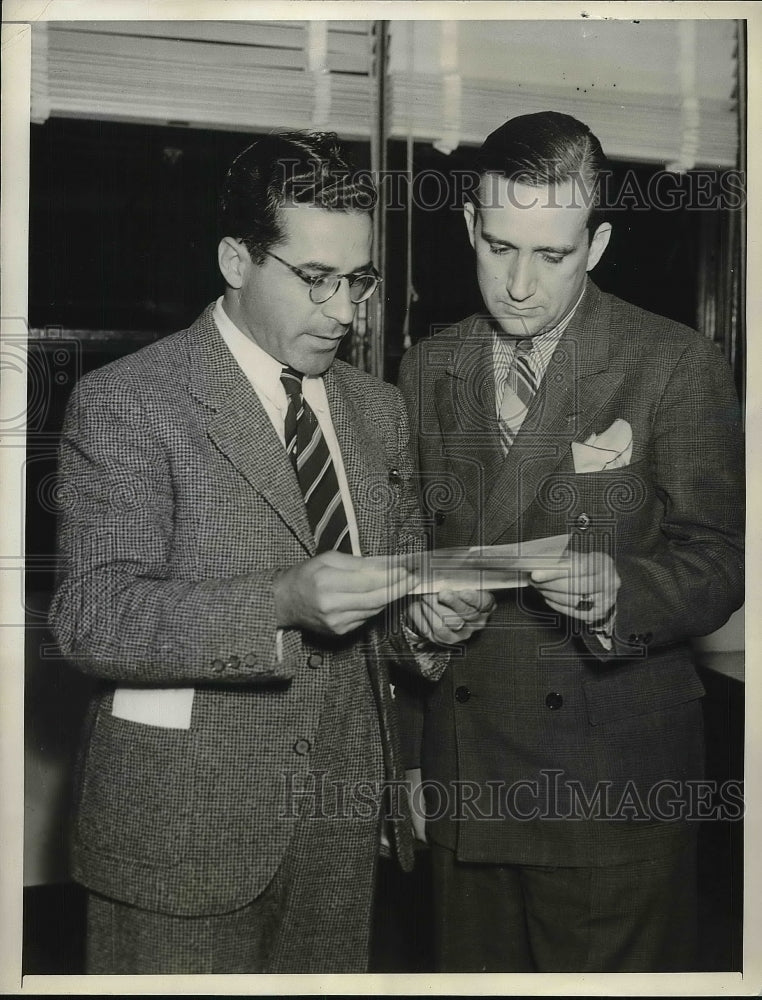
[576,513,591,530]
[307,652,323,669]
[434,510,446,525]
[226,655,240,670]
[243,653,257,666]
[643,632,653,644]
[211,659,225,672]
[628,633,641,644]
[388,468,402,486]
[455,685,471,703]
[545,692,564,710]
[293,738,311,756]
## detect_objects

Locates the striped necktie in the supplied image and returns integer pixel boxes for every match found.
[498,338,539,453]
[280,367,352,554]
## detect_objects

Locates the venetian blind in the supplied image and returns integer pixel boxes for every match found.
[30,19,739,167]
[387,19,740,169]
[31,20,374,137]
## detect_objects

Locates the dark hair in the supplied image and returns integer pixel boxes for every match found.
[473,111,609,234]
[218,131,377,263]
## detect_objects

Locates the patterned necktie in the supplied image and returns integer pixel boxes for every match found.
[280,367,353,554]
[498,339,539,453]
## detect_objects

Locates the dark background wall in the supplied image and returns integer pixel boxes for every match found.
[30,118,702,354]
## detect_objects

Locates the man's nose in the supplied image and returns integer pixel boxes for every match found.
[505,254,536,301]
[321,277,356,326]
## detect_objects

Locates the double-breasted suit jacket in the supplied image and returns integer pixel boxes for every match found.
[49,304,442,919]
[397,280,744,866]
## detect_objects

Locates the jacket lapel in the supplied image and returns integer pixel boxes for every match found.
[185,306,315,555]
[324,366,387,557]
[435,317,505,535]
[479,281,625,545]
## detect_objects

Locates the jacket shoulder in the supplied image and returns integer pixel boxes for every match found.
[401,313,485,370]
[69,308,212,401]
[599,288,714,358]
[331,358,403,403]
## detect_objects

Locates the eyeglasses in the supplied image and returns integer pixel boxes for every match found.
[259,247,382,305]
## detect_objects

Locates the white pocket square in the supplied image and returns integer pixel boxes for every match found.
[571,418,633,473]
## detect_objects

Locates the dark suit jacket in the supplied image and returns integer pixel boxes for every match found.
[397,280,744,867]
[49,304,443,916]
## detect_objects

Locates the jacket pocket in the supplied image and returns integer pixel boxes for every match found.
[75,699,197,867]
[582,657,705,726]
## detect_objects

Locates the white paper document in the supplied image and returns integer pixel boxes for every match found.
[366,533,571,595]
[112,686,195,729]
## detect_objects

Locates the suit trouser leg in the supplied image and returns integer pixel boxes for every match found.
[429,843,534,973]
[85,883,284,975]
[85,812,379,974]
[430,834,698,973]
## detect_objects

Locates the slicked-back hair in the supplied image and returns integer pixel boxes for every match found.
[218,131,377,263]
[473,111,610,235]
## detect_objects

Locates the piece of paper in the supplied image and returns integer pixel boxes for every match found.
[368,533,571,595]
[112,686,195,730]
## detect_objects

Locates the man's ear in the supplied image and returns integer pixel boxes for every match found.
[463,200,477,250]
[218,237,249,289]
[586,222,612,272]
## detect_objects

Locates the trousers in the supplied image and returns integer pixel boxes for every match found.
[429,834,698,972]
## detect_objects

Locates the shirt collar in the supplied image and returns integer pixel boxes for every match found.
[212,296,326,411]
[546,281,587,339]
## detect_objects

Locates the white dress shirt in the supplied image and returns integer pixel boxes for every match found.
[213,297,361,556]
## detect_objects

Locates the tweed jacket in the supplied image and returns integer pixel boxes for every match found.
[396,279,744,867]
[49,304,442,916]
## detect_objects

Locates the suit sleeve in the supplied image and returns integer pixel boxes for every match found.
[48,374,299,686]
[377,382,449,683]
[587,335,744,659]
[390,348,437,766]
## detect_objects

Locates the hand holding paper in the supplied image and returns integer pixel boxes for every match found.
[275,551,418,636]
[530,550,620,623]
[406,588,496,646]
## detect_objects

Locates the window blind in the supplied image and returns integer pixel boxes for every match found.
[32,18,738,168]
[31,20,374,137]
[387,19,740,168]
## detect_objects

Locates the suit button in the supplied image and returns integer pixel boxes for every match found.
[388,468,402,486]
[628,633,642,644]
[226,656,240,670]
[307,653,323,669]
[243,653,257,666]
[643,632,653,644]
[455,685,471,703]
[434,511,446,525]
[293,739,311,756]
[576,513,591,530]
[545,692,564,710]
[212,659,225,672]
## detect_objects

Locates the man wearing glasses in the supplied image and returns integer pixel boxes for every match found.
[49,131,493,974]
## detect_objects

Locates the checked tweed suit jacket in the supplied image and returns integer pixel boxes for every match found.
[396,279,744,867]
[49,303,441,917]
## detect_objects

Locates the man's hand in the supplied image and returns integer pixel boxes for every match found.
[530,551,620,623]
[274,551,418,635]
[406,589,496,646]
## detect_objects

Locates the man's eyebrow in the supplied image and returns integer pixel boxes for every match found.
[298,259,334,274]
[299,259,374,274]
[479,230,576,256]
